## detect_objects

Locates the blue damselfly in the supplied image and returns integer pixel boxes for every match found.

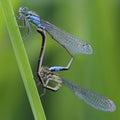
[18,7,93,72]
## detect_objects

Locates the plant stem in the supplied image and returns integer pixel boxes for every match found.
[0,0,46,120]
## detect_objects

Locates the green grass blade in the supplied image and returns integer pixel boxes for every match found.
[0,0,46,120]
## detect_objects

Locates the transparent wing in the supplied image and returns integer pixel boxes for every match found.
[40,19,93,56]
[62,79,116,112]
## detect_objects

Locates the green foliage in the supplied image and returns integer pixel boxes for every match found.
[0,0,46,120]
[0,0,119,120]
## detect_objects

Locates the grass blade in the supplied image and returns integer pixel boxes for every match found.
[0,0,46,120]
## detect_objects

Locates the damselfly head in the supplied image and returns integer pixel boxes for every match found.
[19,7,29,15]
[39,67,62,91]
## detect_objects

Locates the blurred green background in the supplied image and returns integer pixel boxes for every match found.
[0,0,120,120]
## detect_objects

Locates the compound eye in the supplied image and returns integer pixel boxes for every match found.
[19,7,28,13]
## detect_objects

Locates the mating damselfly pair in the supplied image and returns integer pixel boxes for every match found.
[17,7,116,112]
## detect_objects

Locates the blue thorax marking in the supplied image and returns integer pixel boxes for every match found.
[26,13,45,30]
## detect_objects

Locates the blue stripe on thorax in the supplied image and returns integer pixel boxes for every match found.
[26,13,45,29]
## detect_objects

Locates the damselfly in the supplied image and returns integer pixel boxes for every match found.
[17,7,116,112]
[18,7,93,72]
[39,66,116,112]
